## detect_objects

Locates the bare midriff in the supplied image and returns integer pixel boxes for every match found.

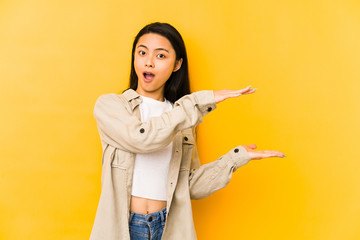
[130,196,167,214]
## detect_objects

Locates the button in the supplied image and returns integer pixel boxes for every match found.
[207,107,212,112]
[148,216,153,222]
[140,128,145,133]
[234,148,239,153]
[184,137,188,141]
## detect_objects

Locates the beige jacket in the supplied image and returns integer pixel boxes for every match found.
[90,89,251,240]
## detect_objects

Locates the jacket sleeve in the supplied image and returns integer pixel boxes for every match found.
[189,144,251,200]
[93,91,216,153]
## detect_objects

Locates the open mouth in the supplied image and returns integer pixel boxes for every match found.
[143,72,155,81]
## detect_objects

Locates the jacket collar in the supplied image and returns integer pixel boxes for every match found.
[122,89,142,111]
[122,88,175,111]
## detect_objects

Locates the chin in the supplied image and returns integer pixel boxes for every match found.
[139,87,158,93]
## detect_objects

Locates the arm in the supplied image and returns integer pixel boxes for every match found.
[188,143,286,199]
[93,91,216,153]
[189,144,251,200]
[94,85,258,153]
[188,86,286,199]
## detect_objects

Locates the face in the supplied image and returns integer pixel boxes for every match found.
[134,33,182,100]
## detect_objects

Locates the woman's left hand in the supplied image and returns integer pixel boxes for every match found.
[241,144,287,160]
[213,85,257,104]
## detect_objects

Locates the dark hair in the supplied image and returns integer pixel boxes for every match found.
[128,22,190,103]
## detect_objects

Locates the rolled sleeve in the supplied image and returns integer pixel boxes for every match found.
[228,145,252,171]
[192,90,217,116]
[189,145,251,200]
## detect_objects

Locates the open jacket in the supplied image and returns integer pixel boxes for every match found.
[90,89,251,240]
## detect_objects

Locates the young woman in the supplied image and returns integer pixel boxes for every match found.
[90,22,286,240]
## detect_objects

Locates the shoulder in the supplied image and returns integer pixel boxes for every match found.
[94,89,141,114]
[94,94,125,111]
[96,93,121,102]
[96,89,138,105]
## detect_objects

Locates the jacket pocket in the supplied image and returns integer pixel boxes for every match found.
[110,149,128,191]
[111,163,126,170]
[180,130,195,171]
[111,148,133,170]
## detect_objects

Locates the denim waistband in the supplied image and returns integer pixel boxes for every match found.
[129,207,167,224]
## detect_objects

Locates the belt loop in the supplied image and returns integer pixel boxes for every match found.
[129,211,134,224]
[160,208,166,222]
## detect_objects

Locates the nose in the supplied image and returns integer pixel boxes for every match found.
[145,55,154,68]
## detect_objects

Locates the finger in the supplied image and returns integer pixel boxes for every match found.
[239,87,258,95]
[249,151,284,160]
[242,88,258,95]
[261,151,286,158]
[229,89,251,97]
[228,90,248,98]
[247,144,257,149]
[238,87,252,94]
[229,86,251,94]
[263,150,286,156]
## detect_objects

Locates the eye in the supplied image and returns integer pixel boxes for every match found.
[157,53,166,59]
[139,50,146,56]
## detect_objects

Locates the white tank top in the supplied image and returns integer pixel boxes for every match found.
[131,95,173,201]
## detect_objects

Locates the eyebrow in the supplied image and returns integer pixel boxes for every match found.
[137,44,169,53]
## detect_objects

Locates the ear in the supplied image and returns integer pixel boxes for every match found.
[173,58,183,72]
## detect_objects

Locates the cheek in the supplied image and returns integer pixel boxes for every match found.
[157,61,176,77]
[134,56,140,68]
[134,58,143,75]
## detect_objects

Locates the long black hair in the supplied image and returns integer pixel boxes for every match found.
[128,22,191,103]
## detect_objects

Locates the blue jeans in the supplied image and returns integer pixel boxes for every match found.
[129,207,167,240]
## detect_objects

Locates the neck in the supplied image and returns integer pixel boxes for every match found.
[136,89,165,102]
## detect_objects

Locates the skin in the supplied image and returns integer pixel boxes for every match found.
[131,33,286,215]
[134,33,182,102]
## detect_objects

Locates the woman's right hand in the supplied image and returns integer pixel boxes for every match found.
[214,85,257,104]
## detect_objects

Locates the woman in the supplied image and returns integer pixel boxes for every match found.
[90,22,286,240]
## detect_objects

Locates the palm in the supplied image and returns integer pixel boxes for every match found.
[214,85,257,104]
[242,144,286,160]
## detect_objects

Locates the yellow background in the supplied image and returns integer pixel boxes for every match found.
[1,0,359,239]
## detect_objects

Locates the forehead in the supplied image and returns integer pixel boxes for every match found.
[136,33,174,52]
